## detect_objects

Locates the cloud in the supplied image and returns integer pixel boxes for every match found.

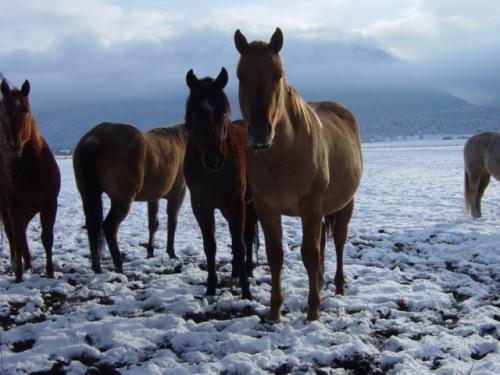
[0,0,499,106]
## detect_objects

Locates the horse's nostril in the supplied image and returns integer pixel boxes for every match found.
[248,125,255,138]
[266,123,272,136]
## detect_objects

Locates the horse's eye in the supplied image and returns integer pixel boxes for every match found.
[273,73,282,82]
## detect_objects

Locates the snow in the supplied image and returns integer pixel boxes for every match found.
[0,139,499,374]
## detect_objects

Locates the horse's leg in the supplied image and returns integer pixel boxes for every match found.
[469,173,483,219]
[1,209,16,270]
[257,206,283,322]
[166,185,186,259]
[11,216,28,282]
[333,200,354,296]
[192,199,217,295]
[146,200,159,258]
[300,213,323,321]
[221,202,252,300]
[244,202,258,277]
[40,200,57,278]
[475,173,491,218]
[318,220,326,290]
[102,199,132,273]
[22,213,35,271]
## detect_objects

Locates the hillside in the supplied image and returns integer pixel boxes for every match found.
[33,89,500,151]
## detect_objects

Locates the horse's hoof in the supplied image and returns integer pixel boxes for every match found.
[205,288,216,297]
[115,264,123,274]
[167,252,178,260]
[335,286,346,296]
[242,290,253,300]
[265,310,281,323]
[306,310,320,321]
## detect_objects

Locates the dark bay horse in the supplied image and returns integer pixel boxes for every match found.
[464,131,500,218]
[184,68,258,299]
[0,79,61,282]
[73,122,187,273]
[234,28,363,320]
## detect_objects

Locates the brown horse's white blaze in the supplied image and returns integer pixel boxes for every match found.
[464,131,500,219]
[235,28,363,321]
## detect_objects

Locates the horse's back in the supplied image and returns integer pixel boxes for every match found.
[136,124,188,200]
[74,122,147,199]
[311,101,363,213]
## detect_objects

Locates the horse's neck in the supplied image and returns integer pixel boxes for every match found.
[267,85,314,155]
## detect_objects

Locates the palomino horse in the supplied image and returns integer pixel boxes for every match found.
[234,28,363,320]
[184,68,258,299]
[0,79,61,282]
[73,122,187,273]
[464,131,500,219]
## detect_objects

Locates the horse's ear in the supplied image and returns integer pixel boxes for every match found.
[269,27,283,53]
[186,69,199,90]
[234,29,249,54]
[21,80,30,96]
[1,79,9,97]
[214,67,228,90]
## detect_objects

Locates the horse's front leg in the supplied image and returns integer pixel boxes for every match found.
[10,216,29,282]
[257,204,283,322]
[300,213,323,321]
[221,202,252,300]
[192,199,217,296]
[40,200,58,278]
[146,200,159,258]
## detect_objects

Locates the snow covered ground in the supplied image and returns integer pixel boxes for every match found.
[0,140,499,374]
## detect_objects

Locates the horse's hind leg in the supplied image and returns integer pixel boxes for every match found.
[222,203,252,300]
[102,198,132,273]
[474,173,491,218]
[147,200,159,258]
[40,200,57,278]
[469,173,489,219]
[192,200,217,295]
[166,185,186,259]
[244,202,258,277]
[332,200,354,296]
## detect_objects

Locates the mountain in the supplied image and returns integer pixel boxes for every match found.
[33,89,500,152]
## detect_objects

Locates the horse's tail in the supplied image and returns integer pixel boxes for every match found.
[464,170,472,217]
[324,214,336,240]
[73,139,103,270]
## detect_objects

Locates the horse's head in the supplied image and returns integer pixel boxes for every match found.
[234,28,285,150]
[185,68,230,172]
[1,79,33,152]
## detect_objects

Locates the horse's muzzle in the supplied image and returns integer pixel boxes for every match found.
[248,123,273,150]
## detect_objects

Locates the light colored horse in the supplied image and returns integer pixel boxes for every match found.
[234,28,363,321]
[464,131,500,218]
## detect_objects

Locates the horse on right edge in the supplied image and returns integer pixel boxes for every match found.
[464,131,500,219]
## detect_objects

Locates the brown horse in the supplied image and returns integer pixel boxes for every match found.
[234,28,363,321]
[0,79,61,282]
[184,68,258,299]
[464,131,500,219]
[73,122,187,273]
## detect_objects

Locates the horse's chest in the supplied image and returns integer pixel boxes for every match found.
[248,163,312,214]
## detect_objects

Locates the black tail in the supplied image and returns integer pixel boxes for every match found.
[324,214,336,240]
[73,140,103,272]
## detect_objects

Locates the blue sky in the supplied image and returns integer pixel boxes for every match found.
[0,0,499,105]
